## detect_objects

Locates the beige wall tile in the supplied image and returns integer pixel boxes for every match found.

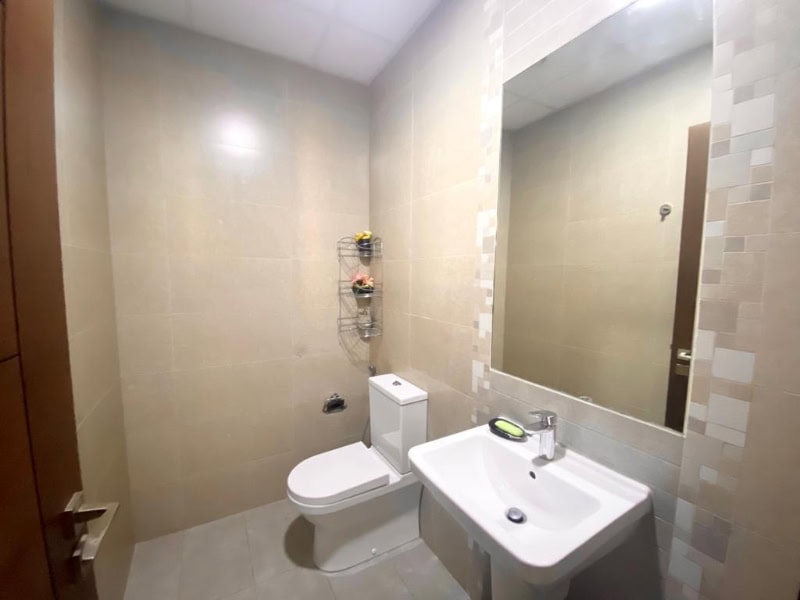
[179,416,260,479]
[88,452,135,600]
[112,253,170,316]
[698,300,739,333]
[754,307,800,394]
[412,179,481,260]
[409,317,473,396]
[171,311,292,370]
[167,196,293,259]
[291,259,340,315]
[426,385,475,441]
[56,0,135,593]
[290,352,368,408]
[117,314,173,378]
[105,137,168,256]
[291,305,344,358]
[75,385,126,495]
[373,204,411,260]
[121,371,177,433]
[371,309,410,373]
[725,200,770,236]
[370,144,413,213]
[169,256,291,314]
[172,360,292,423]
[62,245,116,335]
[763,232,800,311]
[410,257,476,327]
[382,260,411,315]
[371,84,413,152]
[102,12,370,538]
[130,483,184,541]
[246,451,298,509]
[70,321,122,425]
[126,418,182,490]
[294,211,367,260]
[720,526,800,600]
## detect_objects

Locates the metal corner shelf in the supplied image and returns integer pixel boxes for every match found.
[337,316,383,339]
[336,237,383,259]
[337,236,382,340]
[339,281,383,299]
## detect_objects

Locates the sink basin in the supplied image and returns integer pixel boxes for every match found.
[408,424,651,598]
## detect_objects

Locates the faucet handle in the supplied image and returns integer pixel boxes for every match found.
[528,410,557,429]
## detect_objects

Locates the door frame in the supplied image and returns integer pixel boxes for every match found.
[664,122,711,431]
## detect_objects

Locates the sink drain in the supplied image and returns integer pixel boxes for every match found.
[506,507,526,524]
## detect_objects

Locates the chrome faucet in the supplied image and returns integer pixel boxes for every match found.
[524,410,557,460]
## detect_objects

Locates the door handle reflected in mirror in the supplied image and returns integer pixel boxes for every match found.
[674,348,692,376]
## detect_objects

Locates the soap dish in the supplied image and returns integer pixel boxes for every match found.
[488,417,527,442]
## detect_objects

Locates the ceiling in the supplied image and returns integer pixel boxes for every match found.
[98,0,441,84]
[503,0,713,130]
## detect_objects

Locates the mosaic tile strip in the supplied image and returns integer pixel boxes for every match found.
[666,0,785,596]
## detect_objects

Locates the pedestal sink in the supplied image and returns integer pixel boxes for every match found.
[408,424,651,600]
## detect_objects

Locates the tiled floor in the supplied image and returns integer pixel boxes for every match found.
[123,499,468,600]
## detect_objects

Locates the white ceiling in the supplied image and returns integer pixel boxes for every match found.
[98,0,441,84]
[503,0,713,130]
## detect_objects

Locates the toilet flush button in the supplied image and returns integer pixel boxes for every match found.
[371,548,377,555]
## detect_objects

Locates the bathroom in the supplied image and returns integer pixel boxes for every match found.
[1,0,797,598]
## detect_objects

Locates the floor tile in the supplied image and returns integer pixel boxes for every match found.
[245,500,313,583]
[255,568,336,600]
[180,514,254,600]
[219,589,256,600]
[392,543,469,600]
[124,531,183,600]
[328,560,414,600]
[126,499,465,600]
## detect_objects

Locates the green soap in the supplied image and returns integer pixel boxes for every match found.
[494,419,524,438]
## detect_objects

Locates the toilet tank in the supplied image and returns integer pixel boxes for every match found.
[368,374,428,474]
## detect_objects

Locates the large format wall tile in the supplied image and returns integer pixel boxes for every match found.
[55,0,135,596]
[102,11,371,539]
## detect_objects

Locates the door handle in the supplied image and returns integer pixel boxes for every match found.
[674,348,692,376]
[64,492,119,564]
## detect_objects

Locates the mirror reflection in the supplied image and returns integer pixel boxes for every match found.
[492,0,713,431]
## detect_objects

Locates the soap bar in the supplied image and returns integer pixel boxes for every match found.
[489,417,526,441]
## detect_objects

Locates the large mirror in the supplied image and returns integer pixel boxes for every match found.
[492,0,713,431]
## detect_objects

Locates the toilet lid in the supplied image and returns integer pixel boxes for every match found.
[288,442,391,506]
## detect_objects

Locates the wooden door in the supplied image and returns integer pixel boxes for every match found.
[664,122,711,431]
[1,0,97,598]
[0,5,54,588]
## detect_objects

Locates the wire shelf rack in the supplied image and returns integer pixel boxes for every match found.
[338,236,382,339]
[337,316,383,339]
[336,237,383,259]
[339,281,383,299]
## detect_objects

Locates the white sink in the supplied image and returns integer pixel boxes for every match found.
[408,424,651,599]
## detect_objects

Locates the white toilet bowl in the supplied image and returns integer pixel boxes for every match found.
[287,442,421,572]
[286,374,428,572]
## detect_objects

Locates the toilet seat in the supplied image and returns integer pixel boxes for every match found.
[287,442,391,506]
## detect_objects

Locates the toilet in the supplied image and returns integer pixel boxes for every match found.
[287,374,428,572]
